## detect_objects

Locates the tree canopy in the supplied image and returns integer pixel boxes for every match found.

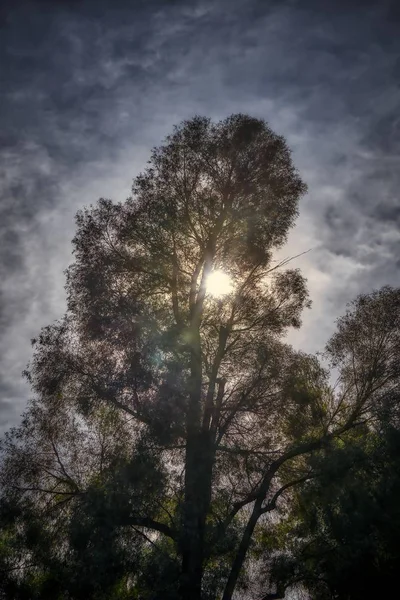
[1,115,399,600]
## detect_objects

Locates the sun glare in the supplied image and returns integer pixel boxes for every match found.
[206,270,233,298]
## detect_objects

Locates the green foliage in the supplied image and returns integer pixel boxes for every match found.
[2,116,399,600]
[269,423,400,600]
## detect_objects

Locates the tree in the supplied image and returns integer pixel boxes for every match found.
[0,115,387,600]
[264,287,400,600]
[270,424,400,600]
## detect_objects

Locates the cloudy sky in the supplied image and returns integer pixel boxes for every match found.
[0,0,399,433]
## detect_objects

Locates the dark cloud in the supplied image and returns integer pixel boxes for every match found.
[0,0,399,432]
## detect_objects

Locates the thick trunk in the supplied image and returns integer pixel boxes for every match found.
[179,230,223,599]
[179,431,214,600]
[179,328,215,600]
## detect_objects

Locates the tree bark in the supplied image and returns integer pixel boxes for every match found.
[221,495,264,600]
[179,227,223,599]
[179,430,215,600]
[179,324,215,600]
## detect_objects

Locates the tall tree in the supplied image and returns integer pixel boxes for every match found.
[0,116,385,600]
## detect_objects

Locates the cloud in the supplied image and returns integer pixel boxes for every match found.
[0,0,399,432]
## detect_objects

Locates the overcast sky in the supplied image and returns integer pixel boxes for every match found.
[0,0,399,434]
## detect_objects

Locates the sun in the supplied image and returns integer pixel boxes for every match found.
[206,270,233,298]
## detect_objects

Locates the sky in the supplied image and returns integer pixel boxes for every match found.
[0,0,399,434]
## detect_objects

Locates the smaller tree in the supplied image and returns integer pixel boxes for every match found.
[265,287,400,600]
[270,422,400,600]
[326,286,400,424]
[0,401,165,600]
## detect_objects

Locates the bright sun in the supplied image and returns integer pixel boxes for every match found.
[206,270,233,298]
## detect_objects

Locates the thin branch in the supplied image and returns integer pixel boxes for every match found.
[50,440,80,491]
[129,516,176,540]
[131,526,171,558]
[261,474,314,514]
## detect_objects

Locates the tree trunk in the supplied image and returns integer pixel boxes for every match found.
[179,327,215,600]
[179,234,221,599]
[179,431,214,600]
[221,497,263,600]
[222,466,278,600]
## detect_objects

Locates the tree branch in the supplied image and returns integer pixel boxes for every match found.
[261,474,314,514]
[129,516,176,540]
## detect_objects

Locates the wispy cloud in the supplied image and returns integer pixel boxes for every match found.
[1,0,399,432]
